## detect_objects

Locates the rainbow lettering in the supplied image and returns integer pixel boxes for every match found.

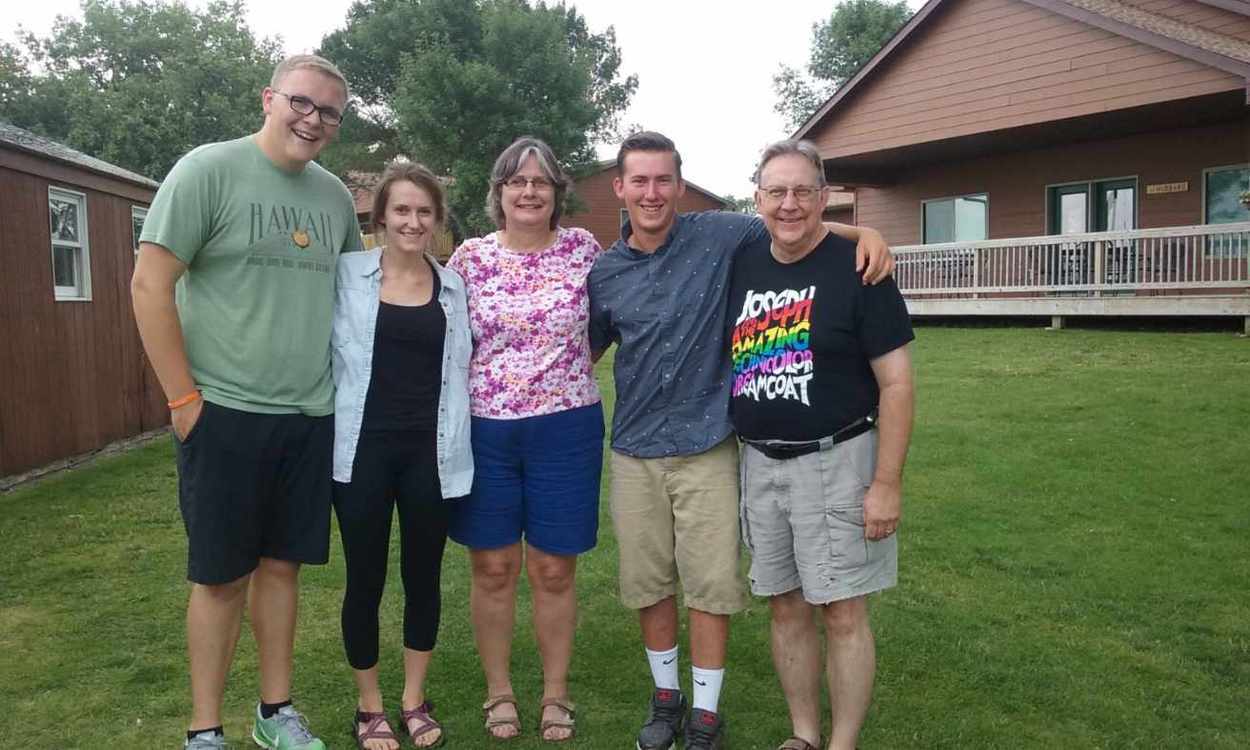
[731,286,815,405]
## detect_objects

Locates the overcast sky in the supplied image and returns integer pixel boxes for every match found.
[6,0,920,198]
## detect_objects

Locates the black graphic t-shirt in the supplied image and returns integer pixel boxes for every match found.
[728,231,914,442]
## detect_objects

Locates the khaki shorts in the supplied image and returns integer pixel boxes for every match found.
[740,430,897,605]
[609,438,747,614]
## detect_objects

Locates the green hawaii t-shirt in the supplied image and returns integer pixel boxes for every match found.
[141,136,363,415]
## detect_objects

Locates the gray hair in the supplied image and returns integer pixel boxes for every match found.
[486,137,571,230]
[753,139,826,187]
[271,54,350,101]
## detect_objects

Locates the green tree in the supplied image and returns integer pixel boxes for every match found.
[3,0,281,180]
[720,194,758,214]
[773,0,911,131]
[319,0,637,235]
[0,42,32,115]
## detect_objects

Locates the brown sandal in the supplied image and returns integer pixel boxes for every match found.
[352,710,400,750]
[399,701,445,748]
[777,737,822,750]
[538,696,576,743]
[482,693,522,741]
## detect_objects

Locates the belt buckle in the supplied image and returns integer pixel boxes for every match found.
[760,440,819,460]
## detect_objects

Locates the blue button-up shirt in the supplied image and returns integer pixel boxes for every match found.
[589,212,766,458]
[331,248,474,497]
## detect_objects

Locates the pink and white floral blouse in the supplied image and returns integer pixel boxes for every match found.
[448,226,602,419]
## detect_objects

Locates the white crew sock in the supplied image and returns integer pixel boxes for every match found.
[645,645,681,690]
[691,665,725,713]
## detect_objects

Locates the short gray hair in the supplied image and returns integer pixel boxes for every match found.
[753,139,826,187]
[486,137,571,230]
[271,54,350,100]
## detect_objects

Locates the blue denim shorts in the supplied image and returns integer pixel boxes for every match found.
[449,402,604,555]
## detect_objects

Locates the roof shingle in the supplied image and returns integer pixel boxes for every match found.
[0,121,159,189]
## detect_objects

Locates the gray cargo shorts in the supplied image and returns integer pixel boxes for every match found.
[739,430,897,605]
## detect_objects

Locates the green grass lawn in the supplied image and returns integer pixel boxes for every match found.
[1,327,1247,749]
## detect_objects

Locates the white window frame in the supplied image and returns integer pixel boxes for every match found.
[48,186,92,301]
[921,193,988,244]
[131,205,148,258]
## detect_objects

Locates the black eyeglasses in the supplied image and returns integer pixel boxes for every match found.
[272,90,344,126]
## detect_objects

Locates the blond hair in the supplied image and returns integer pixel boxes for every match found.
[270,54,350,100]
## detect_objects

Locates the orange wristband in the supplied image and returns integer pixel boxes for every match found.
[167,390,202,410]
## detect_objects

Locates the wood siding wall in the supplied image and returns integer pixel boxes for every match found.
[563,168,726,250]
[1119,0,1250,44]
[810,0,1244,160]
[855,119,1248,245]
[0,162,165,477]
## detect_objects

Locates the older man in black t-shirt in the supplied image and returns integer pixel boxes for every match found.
[727,140,915,750]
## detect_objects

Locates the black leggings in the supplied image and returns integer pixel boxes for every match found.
[332,430,451,670]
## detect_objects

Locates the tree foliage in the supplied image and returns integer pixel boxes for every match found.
[720,194,758,214]
[773,0,911,132]
[1,0,281,180]
[319,0,637,236]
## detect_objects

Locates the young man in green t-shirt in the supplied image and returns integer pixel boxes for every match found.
[132,54,363,750]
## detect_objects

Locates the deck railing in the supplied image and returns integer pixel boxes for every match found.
[894,222,1250,297]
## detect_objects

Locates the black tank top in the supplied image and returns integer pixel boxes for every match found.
[361,273,446,433]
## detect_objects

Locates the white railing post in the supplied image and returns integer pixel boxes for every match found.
[1093,239,1104,296]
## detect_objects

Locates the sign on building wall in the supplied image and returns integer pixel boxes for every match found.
[1146,182,1189,195]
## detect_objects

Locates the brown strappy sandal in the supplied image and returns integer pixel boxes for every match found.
[352,710,400,750]
[777,736,822,750]
[538,696,576,743]
[399,701,445,748]
[482,693,522,741]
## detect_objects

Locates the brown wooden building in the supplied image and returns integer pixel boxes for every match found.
[0,122,166,478]
[797,0,1250,325]
[564,160,729,249]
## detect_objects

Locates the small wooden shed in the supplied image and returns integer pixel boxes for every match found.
[0,122,166,478]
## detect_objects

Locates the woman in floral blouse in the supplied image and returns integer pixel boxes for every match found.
[446,136,603,742]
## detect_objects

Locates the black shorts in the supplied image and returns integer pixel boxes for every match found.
[174,401,333,585]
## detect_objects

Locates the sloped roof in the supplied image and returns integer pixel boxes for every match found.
[1030,0,1250,66]
[795,0,1250,140]
[0,121,159,189]
[1195,0,1250,19]
[583,159,729,207]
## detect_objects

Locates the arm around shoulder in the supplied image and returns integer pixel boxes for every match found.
[826,222,894,285]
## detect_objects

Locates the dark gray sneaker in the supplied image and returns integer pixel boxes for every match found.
[636,688,687,750]
[684,708,726,749]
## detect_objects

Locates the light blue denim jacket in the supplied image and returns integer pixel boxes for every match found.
[331,248,473,497]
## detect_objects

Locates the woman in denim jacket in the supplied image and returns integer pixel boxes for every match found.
[331,161,472,750]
